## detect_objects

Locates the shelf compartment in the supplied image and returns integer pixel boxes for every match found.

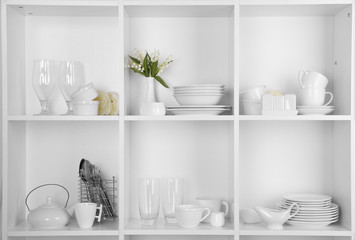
[124,5,235,115]
[124,218,234,235]
[8,219,119,237]
[239,3,352,116]
[239,222,351,236]
[7,115,120,121]
[240,236,350,240]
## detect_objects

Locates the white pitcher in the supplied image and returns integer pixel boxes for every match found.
[299,70,328,89]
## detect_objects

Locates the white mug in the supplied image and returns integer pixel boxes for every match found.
[298,88,333,106]
[75,203,103,228]
[210,211,225,227]
[299,70,328,89]
[195,197,229,222]
[175,205,211,228]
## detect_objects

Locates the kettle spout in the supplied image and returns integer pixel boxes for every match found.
[65,204,76,217]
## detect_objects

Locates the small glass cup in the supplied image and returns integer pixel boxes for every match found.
[138,178,160,225]
[161,177,183,223]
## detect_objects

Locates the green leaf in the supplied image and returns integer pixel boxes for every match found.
[143,53,149,77]
[129,55,141,64]
[151,61,158,77]
[130,67,145,76]
[154,76,169,88]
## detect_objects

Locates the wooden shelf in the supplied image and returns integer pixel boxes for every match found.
[124,218,234,235]
[8,219,119,237]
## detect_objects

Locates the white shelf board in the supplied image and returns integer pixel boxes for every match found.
[6,0,119,6]
[124,218,234,235]
[240,0,352,6]
[239,222,351,236]
[240,3,351,17]
[7,115,120,121]
[124,0,236,6]
[239,115,352,121]
[8,219,119,237]
[124,4,234,17]
[124,115,234,121]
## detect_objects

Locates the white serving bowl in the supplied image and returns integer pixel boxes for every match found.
[73,100,99,115]
[173,90,224,94]
[174,94,223,105]
[72,82,98,101]
[240,85,266,101]
[242,100,261,115]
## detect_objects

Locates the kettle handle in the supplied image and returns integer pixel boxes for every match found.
[25,183,70,211]
[299,70,308,88]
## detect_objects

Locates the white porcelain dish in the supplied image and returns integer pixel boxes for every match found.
[240,85,267,101]
[72,82,98,101]
[73,100,99,115]
[283,194,332,202]
[173,84,225,89]
[174,94,222,105]
[167,105,231,109]
[297,105,334,109]
[173,90,224,94]
[297,108,334,115]
[287,219,338,227]
[168,108,229,115]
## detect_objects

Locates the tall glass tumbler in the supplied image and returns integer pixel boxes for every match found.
[138,178,160,225]
[161,178,183,223]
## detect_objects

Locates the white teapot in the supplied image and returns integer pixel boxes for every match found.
[25,184,75,229]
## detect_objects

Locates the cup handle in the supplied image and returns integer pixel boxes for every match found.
[222,201,229,217]
[323,92,333,106]
[95,204,103,223]
[289,203,300,218]
[200,208,211,222]
[299,70,307,88]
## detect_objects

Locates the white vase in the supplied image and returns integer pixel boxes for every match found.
[140,77,166,116]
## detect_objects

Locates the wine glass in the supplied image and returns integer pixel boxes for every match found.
[58,61,84,115]
[32,59,57,115]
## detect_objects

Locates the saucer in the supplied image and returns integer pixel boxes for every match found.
[297,108,334,115]
[297,105,334,109]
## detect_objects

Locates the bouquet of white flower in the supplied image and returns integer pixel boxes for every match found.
[127,49,173,88]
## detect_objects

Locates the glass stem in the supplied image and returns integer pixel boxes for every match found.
[66,101,74,115]
[40,101,49,115]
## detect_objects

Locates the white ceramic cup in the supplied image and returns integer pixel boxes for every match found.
[299,70,328,89]
[298,88,333,106]
[175,205,211,228]
[195,197,229,223]
[210,211,225,227]
[75,203,102,228]
[240,85,267,101]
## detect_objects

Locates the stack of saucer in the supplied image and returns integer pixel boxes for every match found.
[276,194,339,227]
[169,84,231,115]
[297,106,334,115]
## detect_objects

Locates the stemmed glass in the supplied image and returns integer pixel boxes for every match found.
[58,61,84,115]
[32,59,57,115]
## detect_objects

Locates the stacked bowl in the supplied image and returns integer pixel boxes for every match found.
[240,86,267,115]
[169,84,231,115]
[276,194,339,227]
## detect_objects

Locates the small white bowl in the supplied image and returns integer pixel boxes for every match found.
[72,82,98,101]
[240,85,266,101]
[174,94,223,105]
[242,100,261,115]
[73,100,99,115]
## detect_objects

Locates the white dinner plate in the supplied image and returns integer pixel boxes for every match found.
[173,84,225,89]
[287,219,338,227]
[294,212,339,217]
[297,105,334,109]
[173,90,224,94]
[167,105,231,109]
[168,108,229,115]
[297,108,334,115]
[291,215,338,221]
[282,194,332,202]
[277,203,338,212]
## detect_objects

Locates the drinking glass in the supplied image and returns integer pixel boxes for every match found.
[161,177,183,223]
[32,59,57,115]
[138,178,160,225]
[58,61,84,115]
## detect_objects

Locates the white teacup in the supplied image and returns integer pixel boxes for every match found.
[195,197,229,223]
[175,205,211,228]
[75,203,102,228]
[298,88,333,106]
[299,70,328,89]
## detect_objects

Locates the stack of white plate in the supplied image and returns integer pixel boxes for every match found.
[276,194,339,227]
[297,106,334,115]
[169,84,231,115]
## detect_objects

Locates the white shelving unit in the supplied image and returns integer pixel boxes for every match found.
[0,0,353,240]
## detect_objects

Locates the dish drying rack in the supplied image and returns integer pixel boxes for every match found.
[78,169,118,220]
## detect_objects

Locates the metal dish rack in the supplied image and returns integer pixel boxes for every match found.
[78,170,118,220]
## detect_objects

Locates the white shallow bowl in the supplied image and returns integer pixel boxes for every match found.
[173,90,224,94]
[242,100,261,115]
[72,82,98,101]
[73,100,99,115]
[174,94,223,105]
[174,84,225,89]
